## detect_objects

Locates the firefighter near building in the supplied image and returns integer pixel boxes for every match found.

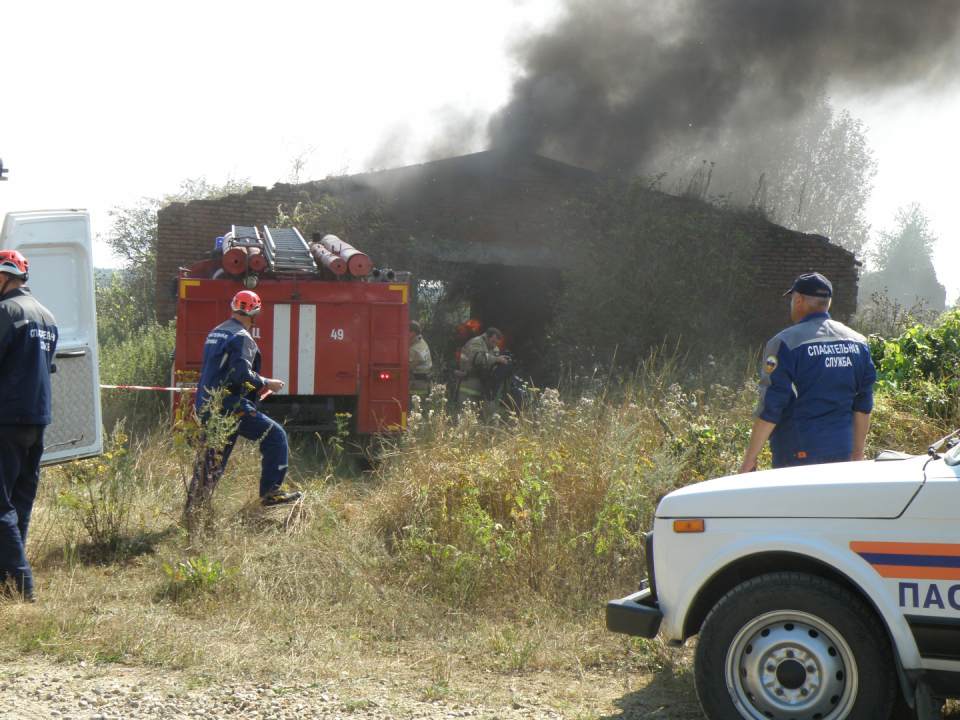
[173,225,410,444]
[408,321,433,406]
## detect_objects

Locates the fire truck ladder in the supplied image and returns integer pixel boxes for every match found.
[263,226,317,272]
[228,225,264,249]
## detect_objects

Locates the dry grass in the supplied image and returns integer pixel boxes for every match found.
[2,368,949,700]
[8,428,649,690]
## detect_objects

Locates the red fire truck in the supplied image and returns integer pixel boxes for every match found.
[173,225,409,436]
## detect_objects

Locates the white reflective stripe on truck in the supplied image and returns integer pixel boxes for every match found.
[298,304,316,395]
[273,304,290,395]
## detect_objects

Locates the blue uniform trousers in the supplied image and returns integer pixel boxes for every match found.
[0,424,44,596]
[188,400,288,511]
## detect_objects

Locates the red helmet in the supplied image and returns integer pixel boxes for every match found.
[0,250,28,280]
[231,290,261,317]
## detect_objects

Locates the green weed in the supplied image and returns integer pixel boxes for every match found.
[162,554,239,592]
[51,423,137,557]
[870,310,960,419]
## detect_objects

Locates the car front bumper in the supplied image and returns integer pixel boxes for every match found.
[606,587,663,638]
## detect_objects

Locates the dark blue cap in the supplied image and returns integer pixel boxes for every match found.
[783,272,832,298]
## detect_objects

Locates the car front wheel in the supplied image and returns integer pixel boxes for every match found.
[695,572,899,720]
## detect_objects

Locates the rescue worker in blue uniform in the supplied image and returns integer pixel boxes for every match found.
[739,273,877,473]
[186,290,301,516]
[0,251,57,602]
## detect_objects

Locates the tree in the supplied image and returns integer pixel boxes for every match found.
[97,176,251,341]
[859,203,946,311]
[655,93,877,256]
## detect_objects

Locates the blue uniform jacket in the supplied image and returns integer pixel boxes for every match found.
[755,312,877,460]
[195,318,267,413]
[0,287,58,425]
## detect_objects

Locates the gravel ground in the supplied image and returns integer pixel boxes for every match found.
[0,658,707,720]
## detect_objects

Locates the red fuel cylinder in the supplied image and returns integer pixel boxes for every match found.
[340,247,372,277]
[319,234,348,254]
[248,249,267,271]
[221,244,249,274]
[320,234,371,277]
[309,243,347,275]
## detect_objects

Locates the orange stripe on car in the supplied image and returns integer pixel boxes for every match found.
[850,541,960,557]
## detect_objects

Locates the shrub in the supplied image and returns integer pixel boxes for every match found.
[870,310,960,419]
[98,321,176,428]
[176,387,242,534]
[374,360,758,610]
[99,321,175,388]
[51,424,139,557]
[854,291,940,338]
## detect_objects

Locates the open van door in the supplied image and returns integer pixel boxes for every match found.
[0,210,102,464]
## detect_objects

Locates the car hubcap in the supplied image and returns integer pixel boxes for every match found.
[725,611,857,720]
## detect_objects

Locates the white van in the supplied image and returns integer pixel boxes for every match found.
[0,210,102,464]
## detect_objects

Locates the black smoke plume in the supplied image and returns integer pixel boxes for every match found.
[487,0,960,176]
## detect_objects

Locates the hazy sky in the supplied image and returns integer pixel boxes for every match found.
[839,87,960,303]
[2,1,957,301]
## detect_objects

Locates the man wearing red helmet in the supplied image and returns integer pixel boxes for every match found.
[186,290,301,516]
[0,250,57,602]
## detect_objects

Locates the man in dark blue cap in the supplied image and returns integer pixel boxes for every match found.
[739,272,877,473]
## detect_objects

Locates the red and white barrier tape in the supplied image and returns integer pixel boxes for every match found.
[100,386,274,400]
[100,385,196,392]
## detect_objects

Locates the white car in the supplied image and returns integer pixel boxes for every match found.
[607,440,960,720]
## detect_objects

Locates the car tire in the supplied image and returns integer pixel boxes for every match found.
[695,572,899,720]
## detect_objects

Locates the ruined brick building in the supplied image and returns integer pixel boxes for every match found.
[155,151,860,369]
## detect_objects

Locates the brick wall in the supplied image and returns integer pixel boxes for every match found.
[156,183,322,323]
[156,151,860,347]
[748,223,860,345]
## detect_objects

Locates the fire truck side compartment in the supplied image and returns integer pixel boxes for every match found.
[175,274,408,435]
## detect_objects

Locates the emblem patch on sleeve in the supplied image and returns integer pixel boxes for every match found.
[764,355,778,373]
